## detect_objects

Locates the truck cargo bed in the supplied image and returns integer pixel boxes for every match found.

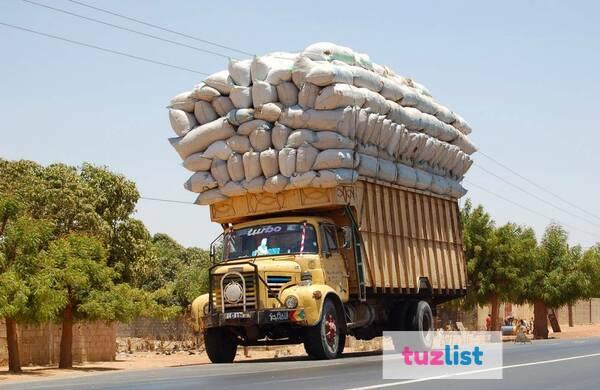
[209,178,466,297]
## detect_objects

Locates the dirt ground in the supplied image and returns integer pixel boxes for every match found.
[2,324,600,383]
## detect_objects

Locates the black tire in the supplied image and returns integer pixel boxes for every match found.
[408,301,434,350]
[204,327,237,363]
[390,303,410,352]
[303,299,342,359]
[337,332,347,357]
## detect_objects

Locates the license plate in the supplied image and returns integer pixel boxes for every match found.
[224,312,251,320]
[268,310,290,322]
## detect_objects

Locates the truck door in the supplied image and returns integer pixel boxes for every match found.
[320,224,349,302]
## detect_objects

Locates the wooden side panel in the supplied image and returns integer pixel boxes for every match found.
[353,180,465,292]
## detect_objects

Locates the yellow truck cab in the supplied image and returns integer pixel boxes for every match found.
[191,180,467,363]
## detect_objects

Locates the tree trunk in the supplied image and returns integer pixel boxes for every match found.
[59,301,74,369]
[490,294,500,331]
[533,300,549,339]
[568,304,574,327]
[5,317,21,373]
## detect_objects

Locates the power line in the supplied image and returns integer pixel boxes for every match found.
[21,0,235,60]
[464,179,600,241]
[473,163,600,231]
[65,0,254,57]
[0,21,209,75]
[478,150,600,223]
[139,196,193,205]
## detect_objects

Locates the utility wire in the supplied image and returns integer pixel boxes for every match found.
[464,179,600,241]
[473,163,600,231]
[22,0,235,60]
[0,21,209,75]
[65,0,254,57]
[478,150,600,223]
[139,196,193,205]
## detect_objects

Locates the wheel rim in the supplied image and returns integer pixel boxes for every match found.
[324,312,338,353]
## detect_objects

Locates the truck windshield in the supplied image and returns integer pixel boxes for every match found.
[223,223,318,260]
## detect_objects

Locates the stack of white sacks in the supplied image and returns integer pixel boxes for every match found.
[167,43,476,205]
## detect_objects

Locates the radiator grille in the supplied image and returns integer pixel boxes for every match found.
[266,275,292,298]
[213,272,257,312]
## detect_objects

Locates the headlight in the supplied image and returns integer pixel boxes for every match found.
[203,302,210,315]
[285,295,298,309]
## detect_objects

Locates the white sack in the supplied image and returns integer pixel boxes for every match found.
[314,84,366,110]
[238,119,272,136]
[169,109,197,136]
[252,81,278,107]
[191,84,220,102]
[242,151,262,181]
[229,86,253,109]
[259,148,279,178]
[210,159,230,186]
[170,118,235,159]
[334,168,359,184]
[298,83,320,109]
[415,169,433,190]
[305,62,353,86]
[226,108,255,126]
[377,159,397,182]
[226,135,251,154]
[182,153,212,172]
[254,103,282,122]
[243,176,266,193]
[276,82,299,106]
[194,101,218,125]
[249,127,272,152]
[289,171,317,189]
[169,91,197,112]
[184,171,217,193]
[352,66,383,92]
[278,147,296,177]
[211,96,234,117]
[227,153,245,182]
[202,140,232,160]
[296,143,319,173]
[195,189,227,205]
[312,170,337,188]
[272,123,291,150]
[251,54,295,84]
[204,70,235,94]
[264,174,289,193]
[228,59,252,87]
[220,181,247,197]
[311,131,355,150]
[396,164,417,188]
[312,149,357,170]
[287,129,316,148]
[358,154,378,177]
[430,175,450,195]
[452,132,477,155]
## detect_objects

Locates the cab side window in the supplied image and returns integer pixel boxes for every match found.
[322,225,338,253]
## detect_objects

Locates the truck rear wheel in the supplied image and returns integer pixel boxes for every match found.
[408,300,434,349]
[304,299,343,359]
[204,327,238,363]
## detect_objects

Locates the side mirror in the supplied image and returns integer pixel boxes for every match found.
[342,226,352,249]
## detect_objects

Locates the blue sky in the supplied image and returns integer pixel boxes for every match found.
[2,0,600,249]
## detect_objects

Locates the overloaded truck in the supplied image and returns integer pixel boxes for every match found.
[168,42,475,363]
[191,179,466,362]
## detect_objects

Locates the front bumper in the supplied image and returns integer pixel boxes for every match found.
[203,308,306,328]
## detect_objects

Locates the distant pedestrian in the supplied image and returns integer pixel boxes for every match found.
[485,314,492,331]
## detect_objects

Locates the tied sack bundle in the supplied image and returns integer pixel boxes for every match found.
[166,42,476,205]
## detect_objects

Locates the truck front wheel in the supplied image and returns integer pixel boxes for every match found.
[204,327,238,363]
[304,299,343,359]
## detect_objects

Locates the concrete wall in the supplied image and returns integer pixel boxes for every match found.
[0,319,116,366]
[116,316,194,341]
[472,299,600,330]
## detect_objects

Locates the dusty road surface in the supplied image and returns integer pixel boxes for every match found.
[1,337,600,390]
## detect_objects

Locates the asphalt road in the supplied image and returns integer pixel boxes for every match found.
[2,337,600,390]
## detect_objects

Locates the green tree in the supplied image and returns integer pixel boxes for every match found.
[523,224,591,339]
[40,233,175,368]
[461,200,536,330]
[0,196,61,373]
